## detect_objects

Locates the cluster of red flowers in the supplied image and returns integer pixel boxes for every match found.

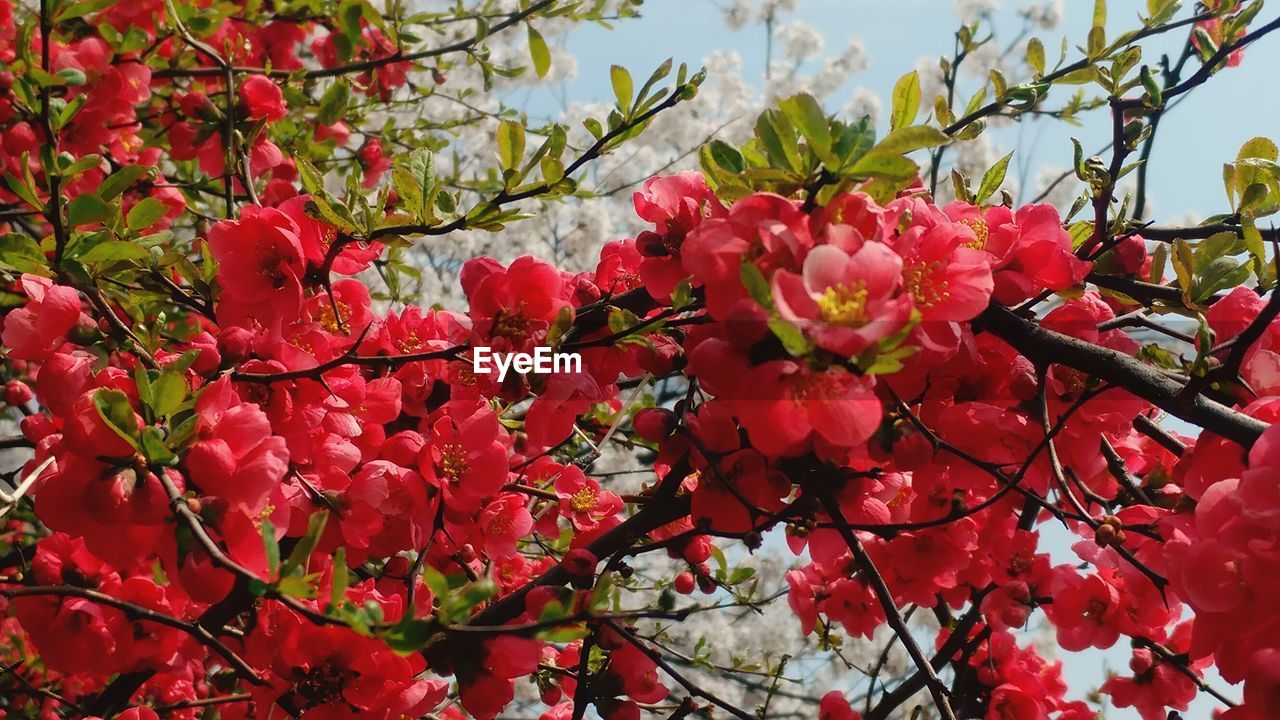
[1,1,1277,719]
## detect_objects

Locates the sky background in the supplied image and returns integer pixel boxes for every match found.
[523,1,1273,716]
[551,0,1280,223]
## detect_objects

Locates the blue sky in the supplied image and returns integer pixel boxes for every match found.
[556,0,1280,223]
[537,1,1275,716]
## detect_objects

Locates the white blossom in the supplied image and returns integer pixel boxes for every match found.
[955,0,1000,23]
[1020,0,1064,30]
[844,87,882,124]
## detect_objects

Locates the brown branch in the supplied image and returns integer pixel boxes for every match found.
[813,489,958,720]
[604,620,759,720]
[978,303,1267,448]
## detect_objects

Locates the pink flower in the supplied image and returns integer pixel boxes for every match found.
[818,690,862,720]
[945,202,1089,305]
[207,205,306,333]
[478,492,533,557]
[2,275,82,361]
[771,243,914,357]
[554,465,623,533]
[186,378,289,514]
[633,171,727,301]
[239,75,287,121]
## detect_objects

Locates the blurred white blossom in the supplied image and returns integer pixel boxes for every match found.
[1021,0,1064,30]
[956,0,999,22]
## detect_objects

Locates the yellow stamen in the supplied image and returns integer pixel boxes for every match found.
[816,282,870,326]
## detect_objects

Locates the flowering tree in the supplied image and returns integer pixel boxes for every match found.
[3,0,1280,719]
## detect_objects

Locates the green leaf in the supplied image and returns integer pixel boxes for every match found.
[1194,257,1251,303]
[1194,231,1246,264]
[496,120,525,173]
[139,426,176,465]
[92,388,140,451]
[151,369,187,418]
[330,547,349,609]
[754,110,803,173]
[849,152,919,181]
[975,152,1014,204]
[768,318,811,356]
[66,194,113,226]
[380,618,437,655]
[779,93,832,161]
[283,510,329,576]
[421,565,450,603]
[78,240,148,265]
[126,198,169,231]
[4,170,42,209]
[889,71,921,131]
[316,80,351,126]
[1172,238,1195,296]
[98,165,149,200]
[873,125,950,154]
[55,68,87,87]
[393,148,435,221]
[261,519,280,580]
[277,574,318,599]
[610,65,634,113]
[739,261,772,309]
[1027,38,1045,76]
[527,26,551,78]
[708,140,745,173]
[0,233,47,274]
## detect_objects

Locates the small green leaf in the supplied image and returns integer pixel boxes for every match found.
[527,26,551,78]
[66,194,113,226]
[496,120,525,173]
[55,68,87,87]
[1027,38,1045,76]
[380,618,437,655]
[78,240,148,265]
[849,152,919,181]
[708,140,745,173]
[873,125,950,154]
[779,93,832,161]
[283,510,329,576]
[0,233,47,273]
[976,152,1014,204]
[739,261,772,309]
[92,388,140,451]
[610,65,634,112]
[330,547,349,609]
[316,80,351,126]
[151,369,187,418]
[261,519,280,580]
[889,71,921,131]
[126,198,169,231]
[98,165,149,200]
[768,318,811,356]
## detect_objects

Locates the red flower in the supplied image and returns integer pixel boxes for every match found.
[819,691,862,720]
[944,202,1089,305]
[239,74,288,121]
[464,255,569,352]
[208,205,307,334]
[186,378,289,514]
[772,243,915,357]
[2,275,83,361]
[634,171,727,300]
[554,465,623,533]
[418,403,509,518]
